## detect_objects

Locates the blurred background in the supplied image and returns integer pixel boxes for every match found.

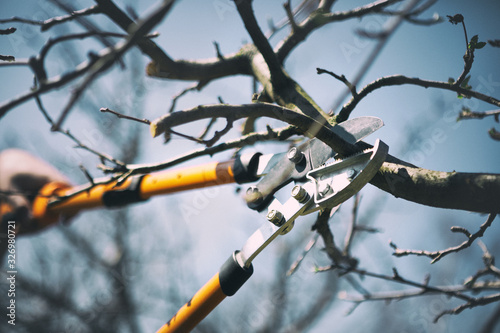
[1,0,500,332]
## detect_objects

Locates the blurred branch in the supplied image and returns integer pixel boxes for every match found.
[101,124,300,174]
[380,0,442,25]
[51,0,175,130]
[52,125,300,203]
[489,128,500,141]
[34,90,127,170]
[1,271,105,332]
[285,271,339,332]
[287,234,319,276]
[276,0,403,62]
[0,5,101,31]
[343,193,361,256]
[326,264,500,322]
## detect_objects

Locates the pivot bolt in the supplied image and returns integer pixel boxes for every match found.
[291,185,309,203]
[267,209,285,227]
[287,147,304,164]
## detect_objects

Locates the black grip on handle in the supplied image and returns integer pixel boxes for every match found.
[219,251,253,296]
[233,153,262,184]
[102,175,148,207]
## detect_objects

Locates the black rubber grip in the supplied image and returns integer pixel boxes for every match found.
[233,153,262,184]
[219,251,254,296]
[102,175,148,207]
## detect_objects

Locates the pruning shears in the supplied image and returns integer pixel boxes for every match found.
[155,117,388,332]
[1,116,388,332]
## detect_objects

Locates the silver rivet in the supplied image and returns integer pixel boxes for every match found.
[291,185,309,203]
[266,209,285,226]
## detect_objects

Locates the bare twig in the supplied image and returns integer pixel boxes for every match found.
[317,68,357,98]
[276,0,403,62]
[51,0,175,130]
[0,5,101,31]
[100,125,300,175]
[330,0,423,119]
[343,193,361,256]
[390,214,497,263]
[197,118,217,141]
[100,107,151,125]
[321,265,500,322]
[168,81,209,113]
[34,90,127,170]
[287,234,319,276]
[312,206,357,267]
[337,74,500,121]
[150,103,357,155]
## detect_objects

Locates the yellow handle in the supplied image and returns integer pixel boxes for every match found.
[32,160,236,225]
[156,273,226,333]
[157,252,253,333]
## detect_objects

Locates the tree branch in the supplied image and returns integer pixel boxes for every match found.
[370,161,500,213]
[234,0,288,86]
[0,5,101,31]
[338,75,500,121]
[51,0,175,130]
[276,0,402,62]
[149,103,356,155]
[390,214,497,263]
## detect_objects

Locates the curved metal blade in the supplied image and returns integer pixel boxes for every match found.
[246,116,384,211]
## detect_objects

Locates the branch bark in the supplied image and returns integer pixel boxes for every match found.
[149,102,500,214]
[371,161,500,213]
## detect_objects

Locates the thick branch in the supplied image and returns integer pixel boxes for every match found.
[149,103,357,155]
[371,162,500,214]
[146,50,253,81]
[150,103,500,213]
[234,0,288,85]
